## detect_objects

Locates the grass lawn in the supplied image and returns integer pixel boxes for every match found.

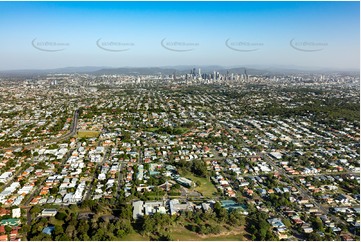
[201,234,244,241]
[171,226,201,241]
[122,222,247,241]
[120,232,149,241]
[181,172,217,197]
[77,130,100,138]
[170,224,246,241]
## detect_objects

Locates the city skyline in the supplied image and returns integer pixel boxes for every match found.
[0,1,359,70]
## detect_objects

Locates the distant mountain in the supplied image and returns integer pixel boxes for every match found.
[161,65,225,72]
[92,66,272,76]
[0,66,109,77]
[215,67,269,75]
[48,66,110,73]
[92,67,183,75]
[0,65,358,77]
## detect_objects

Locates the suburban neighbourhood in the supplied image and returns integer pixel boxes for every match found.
[0,70,359,241]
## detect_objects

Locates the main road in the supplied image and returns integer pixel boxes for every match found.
[1,109,79,220]
[0,109,79,152]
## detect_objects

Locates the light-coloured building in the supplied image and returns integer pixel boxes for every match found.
[0,172,13,183]
[133,201,144,220]
[12,208,21,218]
[41,209,58,217]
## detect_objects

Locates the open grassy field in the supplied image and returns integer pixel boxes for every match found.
[201,234,244,241]
[170,224,246,241]
[77,130,100,138]
[171,226,200,240]
[181,172,217,197]
[122,229,245,241]
[118,221,247,241]
[120,232,149,241]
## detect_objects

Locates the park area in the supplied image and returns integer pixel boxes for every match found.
[77,130,100,138]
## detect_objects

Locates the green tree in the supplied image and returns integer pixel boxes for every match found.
[55,212,67,220]
[5,226,12,233]
[50,187,59,195]
[192,160,208,177]
[311,217,324,232]
[229,209,245,226]
[77,220,90,237]
[65,224,76,238]
[53,225,64,238]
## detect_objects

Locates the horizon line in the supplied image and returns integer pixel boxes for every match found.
[0,65,360,73]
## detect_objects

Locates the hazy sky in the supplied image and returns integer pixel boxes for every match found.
[0,1,359,70]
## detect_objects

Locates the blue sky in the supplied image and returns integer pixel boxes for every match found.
[0,1,359,70]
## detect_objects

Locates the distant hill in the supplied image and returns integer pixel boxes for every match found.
[0,65,359,77]
[92,67,183,75]
[0,66,108,77]
[92,66,274,76]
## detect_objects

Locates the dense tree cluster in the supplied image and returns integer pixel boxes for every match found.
[182,203,246,235]
[246,211,277,241]
[27,202,135,241]
[265,193,292,208]
[174,159,208,178]
[139,213,173,240]
[260,97,359,124]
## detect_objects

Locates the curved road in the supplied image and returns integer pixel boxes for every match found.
[0,109,79,196]
[0,109,79,152]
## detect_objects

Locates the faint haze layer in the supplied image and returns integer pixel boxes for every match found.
[0,1,359,71]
